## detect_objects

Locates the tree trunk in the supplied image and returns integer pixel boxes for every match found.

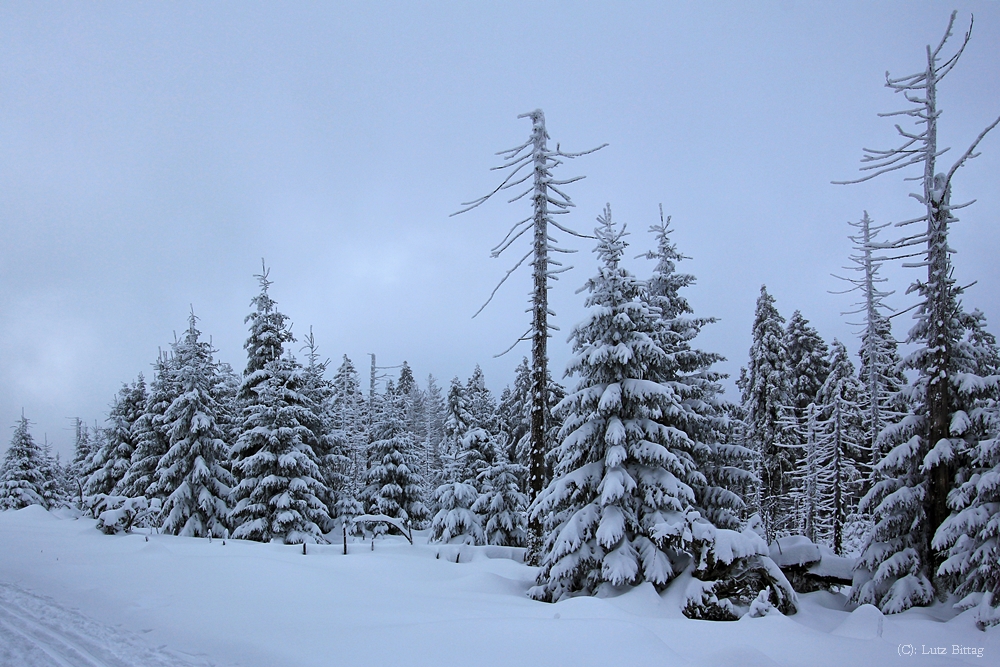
[526,112,550,565]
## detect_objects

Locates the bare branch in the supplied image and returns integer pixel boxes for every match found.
[944,114,1000,189]
[492,329,533,358]
[472,250,532,319]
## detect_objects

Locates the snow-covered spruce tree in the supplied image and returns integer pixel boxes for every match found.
[443,377,472,464]
[0,415,48,510]
[211,361,242,452]
[429,426,489,544]
[814,340,867,554]
[639,209,750,532]
[229,354,332,544]
[396,361,416,397]
[155,312,234,537]
[785,312,830,415]
[361,391,428,534]
[473,447,528,547]
[528,206,703,601]
[230,265,333,543]
[499,358,531,462]
[428,478,483,544]
[331,354,367,502]
[786,403,825,545]
[84,376,147,498]
[934,392,1000,629]
[834,211,906,472]
[299,329,347,524]
[455,110,604,560]
[854,310,999,611]
[859,311,907,472]
[421,374,447,491]
[69,418,98,505]
[738,286,794,542]
[396,363,424,442]
[467,365,499,435]
[79,425,108,504]
[239,262,294,404]
[118,352,177,502]
[836,12,1000,612]
[704,405,758,531]
[429,424,500,544]
[38,439,69,509]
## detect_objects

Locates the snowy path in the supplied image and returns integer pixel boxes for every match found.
[0,583,207,667]
[1,507,996,667]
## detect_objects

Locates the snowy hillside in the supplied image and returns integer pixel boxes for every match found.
[0,507,994,667]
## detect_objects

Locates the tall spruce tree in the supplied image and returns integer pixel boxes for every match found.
[240,262,294,404]
[69,418,97,504]
[331,354,366,499]
[361,392,429,531]
[499,358,531,463]
[421,374,447,490]
[639,210,749,532]
[155,313,233,537]
[473,445,528,547]
[119,352,177,501]
[785,312,830,415]
[738,286,793,542]
[814,341,867,554]
[429,426,492,545]
[0,415,48,510]
[303,330,354,522]
[837,12,1000,612]
[230,355,332,544]
[443,377,473,465]
[38,437,69,510]
[84,376,147,498]
[529,206,701,601]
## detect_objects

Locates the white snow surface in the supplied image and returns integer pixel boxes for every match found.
[1,506,997,667]
[808,554,855,582]
[769,535,822,568]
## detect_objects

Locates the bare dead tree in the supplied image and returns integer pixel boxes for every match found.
[830,212,904,471]
[453,110,605,561]
[835,11,1000,593]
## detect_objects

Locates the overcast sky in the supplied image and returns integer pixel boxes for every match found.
[2,2,999,459]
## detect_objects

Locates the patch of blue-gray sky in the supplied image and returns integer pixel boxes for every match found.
[1,2,998,458]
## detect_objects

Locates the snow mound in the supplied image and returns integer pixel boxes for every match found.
[769,535,821,568]
[832,603,884,639]
[692,646,780,667]
[603,581,664,617]
[8,505,56,522]
[807,554,855,582]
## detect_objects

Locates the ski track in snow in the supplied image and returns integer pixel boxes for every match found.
[0,583,208,667]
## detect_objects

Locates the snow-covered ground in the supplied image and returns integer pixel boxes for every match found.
[0,506,995,667]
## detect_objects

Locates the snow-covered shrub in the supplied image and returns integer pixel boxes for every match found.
[429,482,483,545]
[90,495,161,534]
[473,455,527,547]
[683,519,797,621]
